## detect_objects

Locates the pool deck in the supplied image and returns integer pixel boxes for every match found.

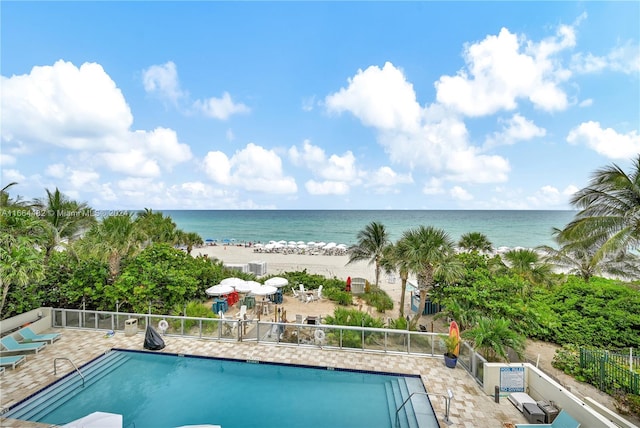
[0,328,527,427]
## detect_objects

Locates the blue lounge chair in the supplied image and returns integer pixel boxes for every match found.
[0,355,26,370]
[0,335,47,354]
[17,327,61,344]
[516,409,581,428]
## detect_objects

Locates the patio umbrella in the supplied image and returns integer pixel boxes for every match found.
[251,285,278,321]
[265,277,288,288]
[220,277,246,288]
[205,283,234,297]
[235,280,258,294]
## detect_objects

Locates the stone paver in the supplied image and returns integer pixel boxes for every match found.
[0,328,527,427]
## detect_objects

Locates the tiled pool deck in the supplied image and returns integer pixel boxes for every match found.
[0,328,527,427]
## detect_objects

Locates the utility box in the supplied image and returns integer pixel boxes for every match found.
[523,403,545,424]
[124,318,138,337]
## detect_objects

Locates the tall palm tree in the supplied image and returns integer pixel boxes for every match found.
[539,228,640,282]
[176,231,204,254]
[81,213,142,280]
[458,231,493,253]
[559,155,640,255]
[395,226,464,323]
[33,188,96,259]
[135,208,178,247]
[380,241,410,317]
[347,221,391,288]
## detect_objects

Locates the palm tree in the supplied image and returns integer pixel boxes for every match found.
[33,188,96,259]
[176,231,203,254]
[135,208,178,246]
[81,213,142,280]
[502,248,552,288]
[395,226,464,323]
[462,317,525,362]
[347,221,391,288]
[559,155,640,255]
[458,232,493,253]
[380,241,410,317]
[539,228,640,282]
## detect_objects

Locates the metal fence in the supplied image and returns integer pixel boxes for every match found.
[580,347,640,395]
[51,308,487,386]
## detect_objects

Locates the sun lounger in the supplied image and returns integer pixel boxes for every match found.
[515,409,580,428]
[0,355,26,370]
[17,327,61,344]
[0,335,47,354]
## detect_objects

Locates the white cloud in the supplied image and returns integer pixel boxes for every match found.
[563,184,579,197]
[578,98,593,108]
[193,92,250,120]
[572,40,640,74]
[0,153,16,166]
[203,151,232,185]
[302,95,316,112]
[204,143,297,194]
[69,169,99,188]
[484,113,546,149]
[325,65,511,185]
[1,60,132,150]
[1,169,25,183]
[45,163,66,178]
[566,121,640,159]
[1,60,192,180]
[450,186,473,201]
[289,140,358,181]
[325,62,421,132]
[435,25,574,116]
[305,180,350,195]
[422,177,445,195]
[366,166,413,190]
[142,61,185,104]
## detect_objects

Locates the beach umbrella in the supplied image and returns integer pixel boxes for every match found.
[251,284,278,321]
[265,277,288,288]
[220,277,246,288]
[205,284,234,296]
[235,280,258,294]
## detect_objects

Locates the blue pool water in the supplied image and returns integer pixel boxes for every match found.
[5,349,438,428]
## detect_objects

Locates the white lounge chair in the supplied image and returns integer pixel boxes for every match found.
[218,311,235,335]
[298,284,307,301]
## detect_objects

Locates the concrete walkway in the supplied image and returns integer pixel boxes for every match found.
[0,328,527,427]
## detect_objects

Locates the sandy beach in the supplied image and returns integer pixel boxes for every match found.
[193,244,416,323]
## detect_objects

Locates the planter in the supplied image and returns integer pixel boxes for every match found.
[444,353,458,369]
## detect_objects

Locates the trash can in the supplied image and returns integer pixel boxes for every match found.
[523,403,545,424]
[124,318,138,337]
[537,401,559,423]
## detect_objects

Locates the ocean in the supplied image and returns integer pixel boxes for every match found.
[163,210,577,249]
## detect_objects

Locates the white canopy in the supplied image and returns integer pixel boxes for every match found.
[205,284,234,296]
[251,285,278,296]
[264,277,288,288]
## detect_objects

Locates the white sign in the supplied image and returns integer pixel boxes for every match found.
[500,367,525,392]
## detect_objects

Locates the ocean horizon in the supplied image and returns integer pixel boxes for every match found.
[162,210,577,249]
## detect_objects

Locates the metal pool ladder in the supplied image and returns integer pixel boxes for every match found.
[395,389,454,427]
[54,357,85,388]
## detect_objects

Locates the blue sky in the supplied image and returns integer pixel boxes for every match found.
[1,1,638,210]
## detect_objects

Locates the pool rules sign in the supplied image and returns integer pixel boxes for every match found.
[500,367,525,392]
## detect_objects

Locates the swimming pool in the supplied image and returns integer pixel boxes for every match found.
[4,349,438,428]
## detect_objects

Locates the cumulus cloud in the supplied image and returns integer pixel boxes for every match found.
[366,167,413,191]
[450,186,473,201]
[142,61,185,104]
[203,143,297,194]
[1,169,25,183]
[193,92,250,120]
[324,63,511,186]
[0,153,16,166]
[1,60,192,179]
[566,121,640,159]
[484,114,546,149]
[435,25,574,116]
[1,60,132,150]
[422,177,445,195]
[325,62,421,132]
